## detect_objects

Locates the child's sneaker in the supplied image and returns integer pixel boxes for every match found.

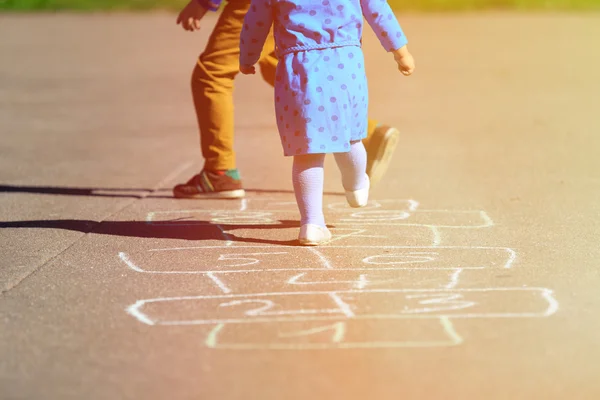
[298,224,332,246]
[345,177,370,208]
[173,169,245,199]
[365,125,400,187]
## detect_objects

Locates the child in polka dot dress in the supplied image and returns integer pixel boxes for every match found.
[240,0,415,245]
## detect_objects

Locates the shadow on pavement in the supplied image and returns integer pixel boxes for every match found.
[0,184,148,198]
[0,184,344,198]
[0,219,310,246]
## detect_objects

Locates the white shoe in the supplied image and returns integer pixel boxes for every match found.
[298,224,332,246]
[345,177,370,208]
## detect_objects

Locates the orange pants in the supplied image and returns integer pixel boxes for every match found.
[192,0,378,170]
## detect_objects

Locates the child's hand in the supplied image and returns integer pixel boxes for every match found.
[392,46,415,76]
[176,0,212,32]
[239,65,256,75]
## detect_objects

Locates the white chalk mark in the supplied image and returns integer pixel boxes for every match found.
[120,245,515,274]
[219,299,275,316]
[147,245,513,252]
[130,287,557,325]
[218,299,341,317]
[430,226,442,246]
[206,272,231,294]
[333,209,495,227]
[254,309,344,316]
[342,210,411,222]
[439,317,463,345]
[119,252,145,273]
[287,273,307,285]
[542,289,560,316]
[307,247,333,269]
[128,286,555,302]
[327,200,381,210]
[127,287,553,304]
[147,210,278,226]
[326,198,418,212]
[145,212,155,224]
[287,273,374,288]
[209,211,276,225]
[217,252,288,267]
[325,228,389,244]
[445,269,463,289]
[504,248,517,269]
[160,312,555,326]
[354,274,369,290]
[329,293,355,317]
[479,211,494,227]
[215,225,234,246]
[278,321,346,343]
[287,273,308,284]
[351,235,388,238]
[126,300,155,325]
[402,293,475,314]
[205,324,225,348]
[362,252,438,265]
[408,199,420,212]
[205,320,461,349]
[239,198,248,211]
[406,209,495,229]
[121,266,487,275]
[145,200,493,227]
[205,340,458,349]
[326,228,367,243]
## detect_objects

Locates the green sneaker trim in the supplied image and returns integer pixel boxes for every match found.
[225,169,241,180]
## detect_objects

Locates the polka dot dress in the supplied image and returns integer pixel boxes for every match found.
[276,46,368,155]
[240,0,408,156]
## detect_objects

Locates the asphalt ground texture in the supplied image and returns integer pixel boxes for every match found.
[1,12,599,400]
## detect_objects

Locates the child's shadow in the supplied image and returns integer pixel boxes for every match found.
[0,219,308,246]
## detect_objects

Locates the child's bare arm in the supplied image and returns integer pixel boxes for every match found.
[392,45,415,76]
[360,0,414,75]
[239,0,274,74]
[176,0,217,32]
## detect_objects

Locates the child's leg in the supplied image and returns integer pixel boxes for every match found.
[333,140,369,191]
[292,153,326,228]
[191,0,251,171]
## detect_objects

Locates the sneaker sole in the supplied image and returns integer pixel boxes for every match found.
[366,127,400,187]
[298,238,332,246]
[173,189,246,199]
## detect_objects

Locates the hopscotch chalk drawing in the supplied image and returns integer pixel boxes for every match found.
[123,199,558,349]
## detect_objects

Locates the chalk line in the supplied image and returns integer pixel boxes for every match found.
[328,293,355,318]
[204,320,459,349]
[445,269,463,289]
[205,323,225,347]
[541,289,560,316]
[215,225,234,246]
[119,252,144,273]
[439,317,463,345]
[278,321,346,342]
[146,245,516,252]
[307,247,333,269]
[430,226,442,246]
[504,248,517,269]
[126,300,155,326]
[354,274,369,290]
[127,286,557,304]
[206,272,231,294]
